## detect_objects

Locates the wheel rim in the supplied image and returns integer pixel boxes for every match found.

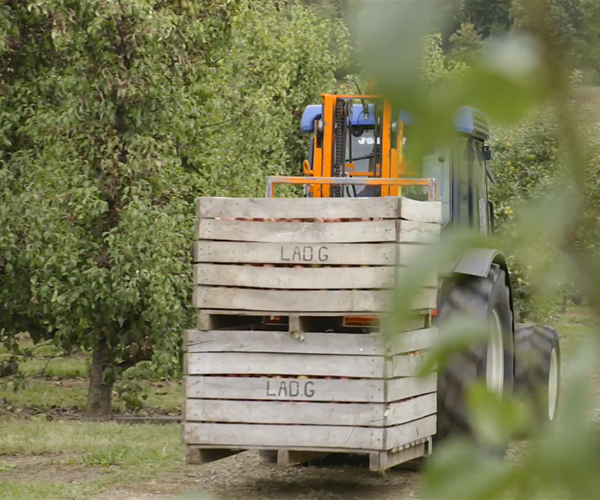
[548,347,559,421]
[486,309,505,394]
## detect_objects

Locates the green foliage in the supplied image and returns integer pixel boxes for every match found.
[489,108,562,319]
[114,379,147,411]
[511,0,600,71]
[421,33,467,87]
[455,0,513,38]
[0,0,348,411]
[449,22,483,65]
[486,100,600,320]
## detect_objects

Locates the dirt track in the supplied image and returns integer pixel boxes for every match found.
[98,451,423,500]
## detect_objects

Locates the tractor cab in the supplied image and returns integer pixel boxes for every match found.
[297,94,496,235]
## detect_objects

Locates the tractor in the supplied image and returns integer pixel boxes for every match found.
[265,93,561,455]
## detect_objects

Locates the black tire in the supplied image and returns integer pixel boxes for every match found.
[514,324,561,435]
[258,450,278,464]
[435,263,514,452]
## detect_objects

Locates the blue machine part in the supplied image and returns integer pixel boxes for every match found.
[300,103,490,140]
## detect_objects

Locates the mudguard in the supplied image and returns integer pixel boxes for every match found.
[453,248,506,278]
[441,248,518,328]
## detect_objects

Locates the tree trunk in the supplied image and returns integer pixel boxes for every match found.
[85,342,113,420]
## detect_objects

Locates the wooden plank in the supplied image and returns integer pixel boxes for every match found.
[399,197,442,223]
[386,354,429,378]
[193,287,438,313]
[194,241,432,267]
[186,447,243,465]
[396,220,441,243]
[185,330,384,356]
[386,374,437,402]
[183,423,383,450]
[186,376,385,403]
[385,328,438,354]
[369,442,426,472]
[197,219,397,243]
[185,396,436,428]
[185,400,386,426]
[194,264,438,290]
[380,314,428,334]
[185,328,436,356]
[384,394,437,426]
[384,415,437,450]
[194,264,393,290]
[194,241,391,266]
[197,197,401,220]
[186,352,384,378]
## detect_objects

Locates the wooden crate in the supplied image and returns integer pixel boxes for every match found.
[193,196,441,315]
[183,196,442,471]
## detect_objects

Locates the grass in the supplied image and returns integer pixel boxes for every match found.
[0,418,186,500]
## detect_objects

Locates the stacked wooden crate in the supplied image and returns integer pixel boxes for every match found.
[183,196,442,472]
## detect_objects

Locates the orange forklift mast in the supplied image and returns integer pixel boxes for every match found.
[302,94,405,198]
[264,93,437,200]
[307,94,402,198]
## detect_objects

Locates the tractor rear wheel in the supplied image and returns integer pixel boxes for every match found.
[514,324,560,433]
[435,263,514,453]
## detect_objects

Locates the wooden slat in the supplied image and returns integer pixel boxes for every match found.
[185,376,385,403]
[194,241,429,266]
[386,354,428,378]
[197,197,401,220]
[183,422,383,450]
[398,197,442,223]
[186,352,384,378]
[185,328,437,356]
[386,373,437,402]
[185,400,386,426]
[385,328,438,354]
[185,395,436,427]
[395,220,441,243]
[369,441,427,471]
[193,287,438,313]
[194,264,439,290]
[384,415,437,449]
[194,264,392,289]
[185,330,383,356]
[197,219,397,243]
[384,394,437,426]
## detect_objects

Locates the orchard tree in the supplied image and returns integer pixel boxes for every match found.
[449,22,483,65]
[0,0,348,418]
[511,0,600,70]
[456,0,512,38]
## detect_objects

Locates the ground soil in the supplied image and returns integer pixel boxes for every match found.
[96,451,424,500]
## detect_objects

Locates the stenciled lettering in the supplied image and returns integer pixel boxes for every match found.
[304,381,315,398]
[265,379,316,398]
[279,245,329,263]
[277,381,288,397]
[318,246,328,262]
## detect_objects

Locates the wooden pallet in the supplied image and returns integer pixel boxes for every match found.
[183,196,442,472]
